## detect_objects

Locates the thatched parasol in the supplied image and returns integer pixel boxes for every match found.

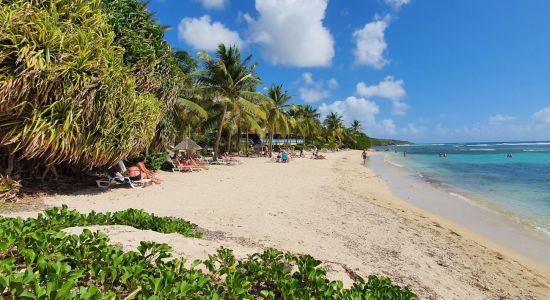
[173,138,202,152]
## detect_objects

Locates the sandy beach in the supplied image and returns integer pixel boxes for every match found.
[5,150,550,299]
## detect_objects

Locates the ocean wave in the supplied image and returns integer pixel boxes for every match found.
[448,192,478,206]
[534,226,550,238]
[384,159,404,168]
[467,142,550,147]
[523,149,546,152]
[498,142,550,146]
[469,148,496,151]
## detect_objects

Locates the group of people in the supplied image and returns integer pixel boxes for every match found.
[173,152,210,170]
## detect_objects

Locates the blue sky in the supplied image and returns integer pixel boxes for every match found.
[148,0,550,143]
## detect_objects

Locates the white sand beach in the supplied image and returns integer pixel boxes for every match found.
[8,150,550,299]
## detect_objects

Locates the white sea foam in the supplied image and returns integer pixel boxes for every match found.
[523,149,546,152]
[534,226,550,238]
[467,142,550,147]
[497,142,550,146]
[416,172,424,178]
[469,148,496,151]
[384,158,404,168]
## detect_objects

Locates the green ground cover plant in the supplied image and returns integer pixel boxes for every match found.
[0,206,416,299]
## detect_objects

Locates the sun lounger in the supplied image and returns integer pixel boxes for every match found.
[171,159,202,172]
[96,166,151,188]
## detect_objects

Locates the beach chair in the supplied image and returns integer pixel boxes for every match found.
[96,166,151,188]
[172,159,202,172]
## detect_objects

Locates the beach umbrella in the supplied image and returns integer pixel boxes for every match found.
[173,138,203,152]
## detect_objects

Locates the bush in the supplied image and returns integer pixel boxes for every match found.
[144,152,168,171]
[0,0,162,168]
[0,206,417,299]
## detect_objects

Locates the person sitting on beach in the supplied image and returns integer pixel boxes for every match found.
[126,157,160,184]
[281,150,289,163]
[316,153,326,160]
[221,152,234,161]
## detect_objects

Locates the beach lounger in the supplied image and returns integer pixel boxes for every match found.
[171,159,202,172]
[96,166,151,188]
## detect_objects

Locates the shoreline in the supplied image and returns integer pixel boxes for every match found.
[2,150,549,299]
[368,152,550,276]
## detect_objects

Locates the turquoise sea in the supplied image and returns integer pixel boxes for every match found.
[380,141,550,237]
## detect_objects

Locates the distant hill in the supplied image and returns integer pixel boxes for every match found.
[370,138,413,146]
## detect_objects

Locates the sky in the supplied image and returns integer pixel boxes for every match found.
[148,0,550,143]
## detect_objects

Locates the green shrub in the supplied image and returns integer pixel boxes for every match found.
[0,206,417,299]
[144,152,168,171]
[0,0,162,168]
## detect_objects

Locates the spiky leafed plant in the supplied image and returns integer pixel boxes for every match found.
[195,44,265,161]
[100,0,188,150]
[264,84,292,155]
[0,0,162,175]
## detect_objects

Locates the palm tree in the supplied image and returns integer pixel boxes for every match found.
[324,112,346,149]
[290,105,321,147]
[195,44,264,161]
[350,120,362,133]
[264,84,292,155]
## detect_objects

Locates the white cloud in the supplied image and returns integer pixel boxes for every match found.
[237,11,254,23]
[533,106,550,123]
[356,76,405,100]
[391,101,410,116]
[302,72,314,85]
[356,76,409,115]
[488,114,515,125]
[248,0,334,67]
[319,97,380,128]
[299,87,330,103]
[197,0,227,9]
[298,73,338,103]
[384,0,411,11]
[379,119,397,135]
[327,78,339,89]
[178,15,243,51]
[401,123,422,135]
[353,15,390,69]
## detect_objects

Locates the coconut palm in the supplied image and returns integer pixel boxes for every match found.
[324,112,346,149]
[290,105,321,147]
[350,120,362,133]
[195,44,265,161]
[264,84,292,155]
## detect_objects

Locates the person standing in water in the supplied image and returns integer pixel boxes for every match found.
[362,150,368,165]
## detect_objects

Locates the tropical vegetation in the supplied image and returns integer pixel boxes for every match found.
[0,1,419,297]
[0,206,416,299]
[0,0,371,186]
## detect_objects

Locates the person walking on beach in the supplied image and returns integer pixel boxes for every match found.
[362,150,368,165]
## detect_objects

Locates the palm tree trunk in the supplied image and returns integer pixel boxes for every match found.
[268,125,274,156]
[236,126,240,153]
[213,102,228,161]
[226,130,232,154]
[246,131,249,154]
